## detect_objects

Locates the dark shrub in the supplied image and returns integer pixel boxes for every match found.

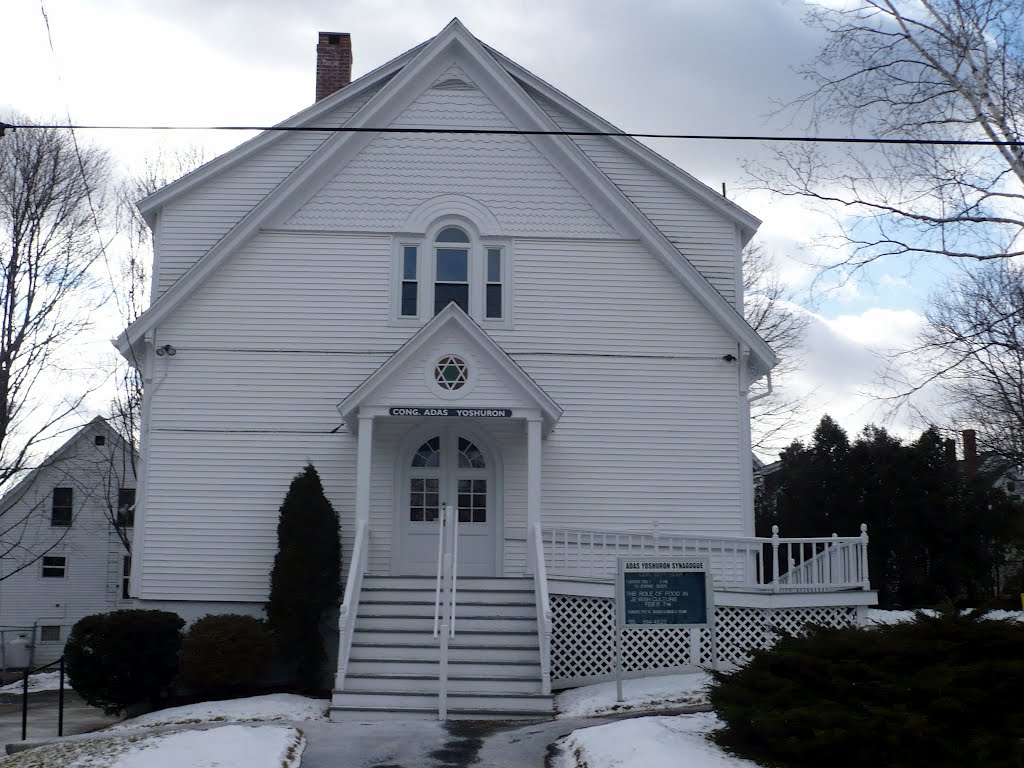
[181,614,274,694]
[65,609,184,715]
[709,610,1024,768]
[266,464,341,691]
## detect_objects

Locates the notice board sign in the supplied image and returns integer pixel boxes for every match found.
[616,557,714,629]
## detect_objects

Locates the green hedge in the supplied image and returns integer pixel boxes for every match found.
[65,609,184,715]
[181,614,274,695]
[708,610,1024,768]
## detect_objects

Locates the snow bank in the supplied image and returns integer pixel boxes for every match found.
[107,694,328,731]
[864,608,1024,626]
[556,672,709,718]
[554,712,759,768]
[112,725,304,768]
[0,671,64,695]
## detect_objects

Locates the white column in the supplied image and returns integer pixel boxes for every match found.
[526,417,542,572]
[355,413,374,525]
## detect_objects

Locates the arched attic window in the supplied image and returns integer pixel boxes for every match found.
[434,226,470,315]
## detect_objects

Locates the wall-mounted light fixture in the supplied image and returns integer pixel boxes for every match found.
[154,344,177,357]
[722,353,737,362]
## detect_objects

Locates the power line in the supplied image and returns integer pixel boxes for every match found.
[3,123,1024,148]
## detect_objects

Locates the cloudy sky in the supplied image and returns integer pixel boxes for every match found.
[2,0,952,457]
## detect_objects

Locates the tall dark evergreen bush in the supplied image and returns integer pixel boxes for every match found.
[65,609,184,715]
[266,463,341,691]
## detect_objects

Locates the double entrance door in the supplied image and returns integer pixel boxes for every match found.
[398,428,498,577]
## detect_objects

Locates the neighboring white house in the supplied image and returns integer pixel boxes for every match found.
[116,20,876,719]
[0,418,136,667]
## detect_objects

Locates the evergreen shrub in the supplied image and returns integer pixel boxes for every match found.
[709,610,1024,768]
[266,463,341,691]
[65,609,184,715]
[181,613,274,695]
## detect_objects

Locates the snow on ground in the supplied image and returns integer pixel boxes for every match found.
[553,712,759,768]
[0,725,304,768]
[556,672,709,718]
[864,608,1024,626]
[106,694,328,732]
[0,671,64,695]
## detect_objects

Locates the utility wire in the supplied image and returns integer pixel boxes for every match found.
[3,122,1024,148]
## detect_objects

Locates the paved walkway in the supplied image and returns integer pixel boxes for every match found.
[2,699,712,766]
[0,689,120,749]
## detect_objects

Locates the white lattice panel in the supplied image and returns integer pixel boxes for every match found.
[552,595,858,684]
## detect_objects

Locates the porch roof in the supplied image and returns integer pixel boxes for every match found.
[337,303,563,435]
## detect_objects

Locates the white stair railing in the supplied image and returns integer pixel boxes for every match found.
[334,520,369,691]
[530,522,553,695]
[434,504,457,719]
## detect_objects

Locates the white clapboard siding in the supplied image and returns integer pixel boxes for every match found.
[284,85,617,238]
[159,234,735,356]
[531,91,740,304]
[154,88,380,298]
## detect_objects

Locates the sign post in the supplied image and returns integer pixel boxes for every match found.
[614,556,715,702]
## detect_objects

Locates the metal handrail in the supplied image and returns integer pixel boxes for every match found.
[450,503,459,638]
[531,523,553,695]
[433,506,446,638]
[20,655,65,741]
[334,520,369,690]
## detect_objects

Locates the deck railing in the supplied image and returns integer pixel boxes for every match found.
[334,520,369,690]
[542,524,870,592]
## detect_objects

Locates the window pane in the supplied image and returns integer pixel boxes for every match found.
[458,438,486,469]
[412,437,440,468]
[436,249,468,281]
[486,284,502,319]
[401,282,418,316]
[40,626,61,642]
[52,487,72,527]
[436,226,470,243]
[403,246,417,279]
[434,284,469,315]
[487,249,501,282]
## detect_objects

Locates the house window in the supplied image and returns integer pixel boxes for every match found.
[94,435,106,446]
[400,245,418,317]
[42,556,66,578]
[117,488,136,527]
[122,556,131,599]
[40,625,61,642]
[51,488,73,527]
[434,226,470,315]
[486,248,503,319]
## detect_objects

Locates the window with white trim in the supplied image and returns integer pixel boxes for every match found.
[42,556,66,578]
[40,625,61,642]
[392,221,510,325]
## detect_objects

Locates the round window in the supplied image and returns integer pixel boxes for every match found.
[434,355,469,390]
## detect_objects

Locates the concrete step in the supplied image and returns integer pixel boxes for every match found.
[350,642,541,663]
[359,600,537,619]
[343,673,541,694]
[359,588,535,605]
[352,629,539,649]
[346,658,541,677]
[363,576,534,591]
[330,689,553,716]
[355,615,537,634]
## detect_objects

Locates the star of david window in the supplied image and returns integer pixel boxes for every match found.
[434,355,469,390]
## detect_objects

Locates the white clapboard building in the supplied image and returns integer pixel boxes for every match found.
[116,20,876,719]
[0,418,136,667]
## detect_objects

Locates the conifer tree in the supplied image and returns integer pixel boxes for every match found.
[266,464,341,690]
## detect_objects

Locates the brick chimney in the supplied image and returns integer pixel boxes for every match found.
[962,429,978,474]
[316,32,352,102]
[943,438,956,463]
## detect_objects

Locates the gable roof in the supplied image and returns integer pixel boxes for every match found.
[116,19,776,374]
[0,417,137,511]
[337,303,563,435]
